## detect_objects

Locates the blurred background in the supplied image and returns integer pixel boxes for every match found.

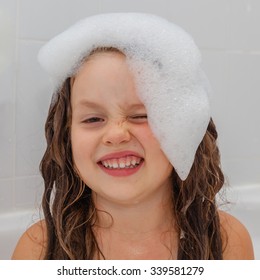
[0,0,259,255]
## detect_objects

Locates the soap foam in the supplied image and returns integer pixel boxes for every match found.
[38,13,211,180]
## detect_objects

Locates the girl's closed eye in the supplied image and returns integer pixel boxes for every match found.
[128,114,148,123]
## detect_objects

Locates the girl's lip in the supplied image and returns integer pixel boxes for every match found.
[97,151,144,177]
[97,151,144,162]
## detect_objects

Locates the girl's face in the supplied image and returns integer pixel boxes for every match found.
[70,51,173,206]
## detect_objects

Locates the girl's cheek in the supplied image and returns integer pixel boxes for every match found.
[132,124,157,142]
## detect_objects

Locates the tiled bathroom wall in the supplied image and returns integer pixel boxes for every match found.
[0,0,259,214]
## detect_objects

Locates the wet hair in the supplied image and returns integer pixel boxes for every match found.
[40,48,225,259]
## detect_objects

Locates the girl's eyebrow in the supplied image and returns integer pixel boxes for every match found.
[75,100,103,109]
[75,100,145,110]
[130,104,146,109]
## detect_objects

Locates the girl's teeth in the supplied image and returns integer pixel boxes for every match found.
[101,156,142,169]
[125,157,131,167]
[112,160,119,168]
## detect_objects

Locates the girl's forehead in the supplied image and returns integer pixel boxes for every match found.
[71,52,143,106]
[74,51,127,79]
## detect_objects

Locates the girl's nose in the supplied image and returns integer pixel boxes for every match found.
[102,120,131,146]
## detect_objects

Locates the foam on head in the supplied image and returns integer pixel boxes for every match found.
[38,13,211,181]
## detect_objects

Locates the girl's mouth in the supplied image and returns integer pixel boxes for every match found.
[97,154,144,177]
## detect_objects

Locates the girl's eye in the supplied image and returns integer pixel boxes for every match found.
[129,115,148,123]
[83,117,104,124]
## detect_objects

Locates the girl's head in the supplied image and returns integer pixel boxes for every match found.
[39,13,224,259]
[38,13,211,181]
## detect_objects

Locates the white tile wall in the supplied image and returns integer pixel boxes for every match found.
[15,40,50,177]
[19,0,101,40]
[14,175,43,210]
[0,0,259,214]
[0,0,16,213]
[0,179,14,212]
[0,0,16,179]
[228,0,260,50]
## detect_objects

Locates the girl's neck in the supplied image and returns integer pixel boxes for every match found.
[92,185,178,259]
[93,185,174,234]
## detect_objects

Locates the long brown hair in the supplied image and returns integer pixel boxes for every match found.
[40,49,225,260]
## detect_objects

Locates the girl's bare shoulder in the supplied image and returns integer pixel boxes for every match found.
[219,210,254,259]
[11,219,47,260]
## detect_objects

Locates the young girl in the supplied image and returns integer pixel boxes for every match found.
[12,13,254,260]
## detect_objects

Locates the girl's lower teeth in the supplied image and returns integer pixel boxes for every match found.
[105,163,139,169]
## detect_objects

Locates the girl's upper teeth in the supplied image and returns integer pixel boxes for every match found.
[101,156,142,169]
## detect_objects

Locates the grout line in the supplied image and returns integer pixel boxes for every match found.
[19,38,48,44]
[0,174,42,182]
[12,0,21,210]
[200,47,260,55]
